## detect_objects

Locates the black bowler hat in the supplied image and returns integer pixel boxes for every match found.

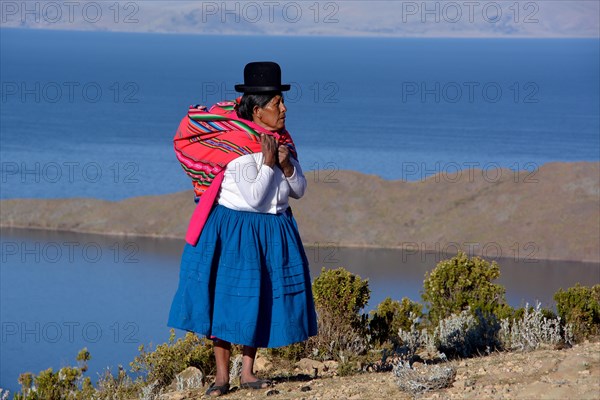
[234,61,291,93]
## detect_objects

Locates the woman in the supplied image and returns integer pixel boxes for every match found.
[167,62,318,397]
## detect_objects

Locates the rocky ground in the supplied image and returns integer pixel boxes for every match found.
[158,340,600,399]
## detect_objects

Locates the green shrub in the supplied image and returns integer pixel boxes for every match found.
[554,284,600,340]
[422,251,509,327]
[338,360,356,377]
[312,267,370,324]
[309,267,371,360]
[95,365,141,400]
[130,329,215,388]
[13,332,214,400]
[369,297,423,345]
[14,348,93,400]
[267,342,307,363]
[511,305,557,322]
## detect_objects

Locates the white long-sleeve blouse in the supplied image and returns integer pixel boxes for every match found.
[217,152,306,214]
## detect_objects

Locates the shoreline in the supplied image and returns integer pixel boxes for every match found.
[1,162,599,263]
[1,225,599,266]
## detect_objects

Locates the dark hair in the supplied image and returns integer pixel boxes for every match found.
[236,91,283,121]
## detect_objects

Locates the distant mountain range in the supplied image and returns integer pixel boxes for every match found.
[1,1,598,37]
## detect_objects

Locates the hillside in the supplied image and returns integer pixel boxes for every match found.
[1,162,598,262]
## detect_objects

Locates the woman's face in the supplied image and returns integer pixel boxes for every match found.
[253,95,287,131]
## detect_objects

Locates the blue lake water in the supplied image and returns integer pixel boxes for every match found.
[1,29,599,200]
[1,228,599,394]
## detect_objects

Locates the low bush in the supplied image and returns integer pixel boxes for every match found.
[338,360,356,377]
[499,302,573,351]
[130,329,215,389]
[312,267,371,324]
[369,297,423,346]
[422,251,510,326]
[554,284,600,340]
[433,308,500,358]
[396,308,500,360]
[267,342,308,365]
[396,313,430,361]
[309,267,371,360]
[394,361,457,395]
[511,305,557,322]
[95,365,141,400]
[14,348,95,400]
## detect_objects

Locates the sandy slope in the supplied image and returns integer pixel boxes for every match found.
[1,161,598,262]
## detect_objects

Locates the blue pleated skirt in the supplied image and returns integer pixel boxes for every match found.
[167,204,318,348]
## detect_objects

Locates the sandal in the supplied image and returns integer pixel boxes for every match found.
[240,379,272,390]
[205,382,230,396]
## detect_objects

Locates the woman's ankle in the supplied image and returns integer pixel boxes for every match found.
[240,372,259,383]
[213,340,231,385]
[214,373,230,385]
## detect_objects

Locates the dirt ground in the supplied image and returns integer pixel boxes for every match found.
[159,340,599,399]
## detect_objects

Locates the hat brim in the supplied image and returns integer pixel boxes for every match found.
[234,84,291,93]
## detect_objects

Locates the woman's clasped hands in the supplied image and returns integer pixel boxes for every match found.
[261,134,294,177]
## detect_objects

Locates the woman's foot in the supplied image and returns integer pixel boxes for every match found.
[239,374,272,389]
[239,346,272,389]
[206,381,230,396]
